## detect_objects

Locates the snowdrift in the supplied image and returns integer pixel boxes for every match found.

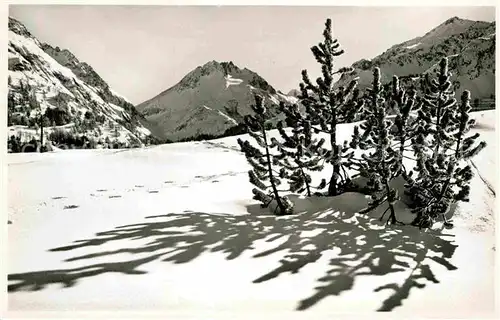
[6,111,496,318]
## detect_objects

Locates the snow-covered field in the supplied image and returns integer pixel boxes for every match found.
[6,111,497,318]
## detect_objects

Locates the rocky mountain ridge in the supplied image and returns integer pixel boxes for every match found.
[335,17,495,105]
[7,17,153,149]
[136,60,298,142]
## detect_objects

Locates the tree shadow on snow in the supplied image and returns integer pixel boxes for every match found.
[8,192,458,312]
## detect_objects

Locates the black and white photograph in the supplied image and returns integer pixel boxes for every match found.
[3,2,498,319]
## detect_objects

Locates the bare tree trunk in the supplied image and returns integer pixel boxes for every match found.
[300,168,312,197]
[328,110,340,196]
[40,114,44,153]
[262,127,286,214]
[385,182,397,225]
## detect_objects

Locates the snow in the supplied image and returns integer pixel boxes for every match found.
[6,111,496,318]
[277,92,299,104]
[8,28,150,145]
[225,75,244,89]
[99,121,133,144]
[8,123,78,143]
[479,33,495,40]
[201,105,238,125]
[10,30,105,105]
[9,31,76,81]
[107,103,125,119]
[136,126,151,136]
[404,42,421,50]
[217,110,238,125]
[268,94,280,105]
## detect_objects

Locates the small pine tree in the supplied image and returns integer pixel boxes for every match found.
[406,58,486,228]
[275,102,327,196]
[350,68,402,225]
[238,95,293,215]
[299,18,363,196]
[390,75,421,176]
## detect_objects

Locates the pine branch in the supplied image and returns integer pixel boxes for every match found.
[359,194,388,214]
[402,155,417,161]
[310,124,330,134]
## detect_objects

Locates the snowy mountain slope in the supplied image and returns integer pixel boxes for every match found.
[335,17,495,105]
[136,60,297,142]
[6,110,495,317]
[7,17,151,147]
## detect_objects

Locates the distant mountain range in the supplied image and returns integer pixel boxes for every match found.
[335,17,495,105]
[7,17,152,147]
[136,60,298,142]
[138,16,495,143]
[7,16,495,147]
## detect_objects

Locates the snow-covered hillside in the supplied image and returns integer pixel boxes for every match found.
[136,60,298,142]
[7,110,496,317]
[7,17,151,147]
[335,17,495,105]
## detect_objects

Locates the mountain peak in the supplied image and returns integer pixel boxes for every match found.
[335,15,495,105]
[413,16,483,46]
[199,60,240,75]
[176,60,244,91]
[8,17,34,39]
[444,16,463,25]
[202,60,236,66]
[137,60,288,141]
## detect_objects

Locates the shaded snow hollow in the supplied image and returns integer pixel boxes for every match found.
[6,111,496,318]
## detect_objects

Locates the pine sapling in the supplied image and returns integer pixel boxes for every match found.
[390,76,421,176]
[350,68,403,225]
[275,102,327,196]
[406,58,487,228]
[237,94,293,215]
[299,18,363,196]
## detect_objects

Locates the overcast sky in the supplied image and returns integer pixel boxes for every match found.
[9,6,495,104]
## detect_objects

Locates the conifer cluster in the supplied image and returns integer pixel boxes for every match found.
[238,18,485,227]
[298,18,364,196]
[405,58,486,228]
